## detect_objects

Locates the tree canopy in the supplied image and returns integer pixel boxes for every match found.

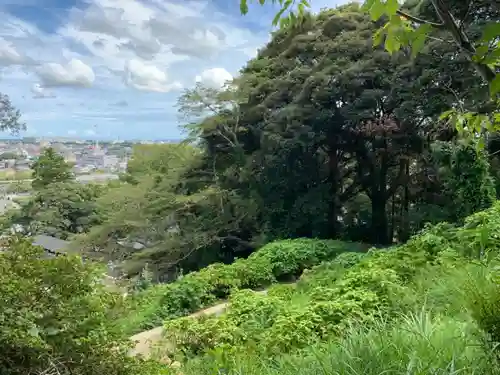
[240,0,500,136]
[31,148,74,190]
[70,3,499,280]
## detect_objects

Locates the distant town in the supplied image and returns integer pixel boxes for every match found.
[0,137,179,215]
[0,137,177,175]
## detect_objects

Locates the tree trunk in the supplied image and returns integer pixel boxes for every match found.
[327,149,340,238]
[371,191,390,245]
[370,152,391,245]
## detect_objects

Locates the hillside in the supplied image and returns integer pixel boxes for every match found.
[114,202,500,374]
[0,0,498,374]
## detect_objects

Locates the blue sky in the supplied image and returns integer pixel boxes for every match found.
[0,0,348,140]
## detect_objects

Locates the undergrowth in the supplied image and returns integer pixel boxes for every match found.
[153,201,500,374]
[119,238,368,334]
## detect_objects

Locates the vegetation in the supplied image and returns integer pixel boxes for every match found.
[31,147,74,190]
[6,182,106,239]
[0,169,33,181]
[0,237,166,375]
[0,1,499,374]
[154,205,500,374]
[244,0,499,135]
[6,180,32,194]
[117,239,367,334]
[0,92,25,134]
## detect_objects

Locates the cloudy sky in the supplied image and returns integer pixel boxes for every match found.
[0,0,347,140]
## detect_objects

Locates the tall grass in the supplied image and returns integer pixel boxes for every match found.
[182,310,498,375]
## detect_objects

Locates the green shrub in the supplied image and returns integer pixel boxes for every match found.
[459,262,500,345]
[183,311,498,375]
[331,251,367,267]
[163,290,287,358]
[125,238,365,334]
[162,255,405,359]
[251,239,367,280]
[0,238,163,375]
[296,251,365,291]
[457,202,500,259]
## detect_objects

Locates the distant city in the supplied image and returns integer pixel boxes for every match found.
[0,137,178,175]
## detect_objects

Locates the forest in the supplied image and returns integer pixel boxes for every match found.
[0,0,499,374]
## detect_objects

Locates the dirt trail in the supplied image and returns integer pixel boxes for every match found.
[129,290,267,358]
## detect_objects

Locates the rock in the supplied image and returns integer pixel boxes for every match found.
[170,361,181,369]
[159,356,172,365]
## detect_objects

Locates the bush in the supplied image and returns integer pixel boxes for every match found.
[161,252,407,359]
[0,238,164,375]
[250,239,366,281]
[124,238,366,333]
[182,311,498,375]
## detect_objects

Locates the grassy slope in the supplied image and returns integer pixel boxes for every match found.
[119,239,368,335]
[139,202,500,374]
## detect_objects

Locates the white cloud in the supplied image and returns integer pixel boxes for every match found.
[31,83,56,99]
[0,0,278,139]
[84,128,96,136]
[125,58,182,92]
[36,59,95,88]
[67,129,77,135]
[196,67,233,88]
[0,37,27,66]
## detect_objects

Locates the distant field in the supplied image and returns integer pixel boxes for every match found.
[0,169,32,181]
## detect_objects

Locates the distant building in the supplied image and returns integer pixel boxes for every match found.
[31,235,70,255]
[14,159,31,171]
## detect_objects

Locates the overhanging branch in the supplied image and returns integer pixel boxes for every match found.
[396,9,446,29]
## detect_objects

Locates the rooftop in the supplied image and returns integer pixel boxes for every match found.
[32,235,70,254]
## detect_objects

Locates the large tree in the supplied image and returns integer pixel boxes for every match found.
[241,0,499,133]
[75,142,255,280]
[4,182,106,240]
[31,148,74,190]
[0,93,25,134]
[228,4,467,244]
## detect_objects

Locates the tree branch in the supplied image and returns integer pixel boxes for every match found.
[430,0,496,83]
[396,9,445,29]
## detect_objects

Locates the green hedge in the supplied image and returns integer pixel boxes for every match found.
[123,238,367,334]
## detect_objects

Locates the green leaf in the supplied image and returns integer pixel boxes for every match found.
[373,27,385,46]
[361,0,376,11]
[482,48,500,65]
[471,114,484,133]
[385,31,401,54]
[474,44,490,60]
[272,7,288,26]
[481,22,500,43]
[477,136,485,151]
[259,0,265,4]
[28,326,39,337]
[385,0,399,16]
[490,74,500,97]
[439,109,454,120]
[411,23,431,58]
[369,0,385,21]
[300,0,311,7]
[240,0,249,14]
[280,15,291,28]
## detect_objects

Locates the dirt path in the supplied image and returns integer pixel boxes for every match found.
[129,290,267,358]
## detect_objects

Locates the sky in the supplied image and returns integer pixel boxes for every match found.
[0,0,348,140]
